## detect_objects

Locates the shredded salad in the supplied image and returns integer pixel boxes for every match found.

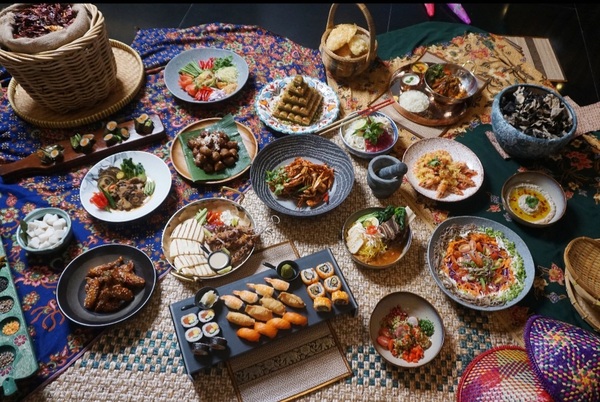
[376,304,435,363]
[178,55,239,101]
[437,225,526,306]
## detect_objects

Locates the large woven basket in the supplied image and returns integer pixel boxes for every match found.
[564,237,600,307]
[319,3,377,80]
[0,3,116,113]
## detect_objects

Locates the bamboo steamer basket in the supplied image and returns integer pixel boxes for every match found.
[320,3,377,80]
[0,3,117,113]
[564,237,600,309]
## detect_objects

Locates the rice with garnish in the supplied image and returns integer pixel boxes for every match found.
[399,90,430,113]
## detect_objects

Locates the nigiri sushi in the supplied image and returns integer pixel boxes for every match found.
[278,292,306,309]
[232,289,259,304]
[267,317,292,330]
[264,277,290,292]
[237,327,261,342]
[254,321,278,339]
[246,283,275,297]
[245,304,273,322]
[282,311,308,326]
[259,296,286,316]
[220,294,245,311]
[226,311,255,327]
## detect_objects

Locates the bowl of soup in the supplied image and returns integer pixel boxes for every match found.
[342,206,412,269]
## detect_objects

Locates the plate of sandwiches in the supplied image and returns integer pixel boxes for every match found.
[161,197,259,281]
[255,75,340,135]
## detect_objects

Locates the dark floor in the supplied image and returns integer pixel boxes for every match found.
[2,3,598,106]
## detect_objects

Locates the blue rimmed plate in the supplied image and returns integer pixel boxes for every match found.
[255,76,340,135]
[250,135,354,217]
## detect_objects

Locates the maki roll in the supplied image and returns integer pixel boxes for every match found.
[313,296,332,312]
[306,282,325,300]
[105,121,119,134]
[208,336,228,351]
[104,133,118,146]
[202,321,221,338]
[300,268,319,285]
[191,342,211,356]
[118,127,130,141]
[331,290,349,306]
[181,313,199,328]
[323,275,342,293]
[198,309,215,323]
[135,113,155,134]
[185,326,203,343]
[315,262,335,279]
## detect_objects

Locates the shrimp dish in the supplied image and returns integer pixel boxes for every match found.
[413,149,478,198]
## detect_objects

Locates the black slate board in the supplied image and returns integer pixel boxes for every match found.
[169,248,358,379]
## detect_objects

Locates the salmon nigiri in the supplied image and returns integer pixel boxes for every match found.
[282,311,308,326]
[267,317,292,330]
[237,327,261,342]
[254,321,278,339]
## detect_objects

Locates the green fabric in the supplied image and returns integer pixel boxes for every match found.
[376,22,487,60]
[447,126,599,333]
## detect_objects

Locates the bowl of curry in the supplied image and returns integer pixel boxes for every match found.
[424,63,479,105]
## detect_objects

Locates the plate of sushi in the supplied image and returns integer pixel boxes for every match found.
[168,248,358,376]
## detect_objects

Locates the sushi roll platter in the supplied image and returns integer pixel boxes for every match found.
[169,248,358,379]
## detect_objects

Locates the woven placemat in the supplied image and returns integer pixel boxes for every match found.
[7,39,144,129]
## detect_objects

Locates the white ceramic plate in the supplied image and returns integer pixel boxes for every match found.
[255,76,340,135]
[80,151,172,223]
[369,291,444,368]
[164,47,249,104]
[403,138,484,202]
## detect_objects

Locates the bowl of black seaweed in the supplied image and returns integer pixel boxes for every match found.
[491,84,577,159]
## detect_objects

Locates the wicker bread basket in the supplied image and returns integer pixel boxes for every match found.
[320,3,377,80]
[0,3,116,113]
[564,237,600,307]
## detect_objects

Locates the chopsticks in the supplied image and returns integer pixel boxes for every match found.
[315,98,395,136]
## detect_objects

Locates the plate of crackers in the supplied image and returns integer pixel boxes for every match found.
[255,75,340,135]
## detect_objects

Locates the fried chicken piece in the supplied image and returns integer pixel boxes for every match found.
[111,264,145,288]
[83,277,101,310]
[106,284,134,302]
[87,256,124,277]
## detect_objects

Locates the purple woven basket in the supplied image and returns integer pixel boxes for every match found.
[457,345,552,402]
[524,315,600,402]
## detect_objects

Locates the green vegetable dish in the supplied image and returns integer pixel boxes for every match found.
[89,158,156,212]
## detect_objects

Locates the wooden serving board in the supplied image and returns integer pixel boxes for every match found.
[0,114,166,182]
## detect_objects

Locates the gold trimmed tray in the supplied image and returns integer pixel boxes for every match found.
[7,40,145,129]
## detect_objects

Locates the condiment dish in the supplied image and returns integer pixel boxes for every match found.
[16,207,73,255]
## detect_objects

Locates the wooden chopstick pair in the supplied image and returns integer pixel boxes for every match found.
[315,98,395,135]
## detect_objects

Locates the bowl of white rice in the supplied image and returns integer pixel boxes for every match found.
[16,207,73,255]
[340,111,398,159]
[398,90,431,114]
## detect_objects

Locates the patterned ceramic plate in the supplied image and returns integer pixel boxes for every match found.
[369,291,445,368]
[255,76,340,135]
[403,137,484,202]
[250,135,354,217]
[80,151,172,223]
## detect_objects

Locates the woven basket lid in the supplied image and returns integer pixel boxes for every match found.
[524,315,600,402]
[456,345,552,402]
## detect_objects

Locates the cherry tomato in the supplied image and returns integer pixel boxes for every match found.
[185,84,198,97]
[376,335,391,349]
[379,327,393,338]
[366,225,378,235]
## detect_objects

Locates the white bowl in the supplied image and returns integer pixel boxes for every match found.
[501,171,567,227]
[16,207,73,255]
[339,111,398,159]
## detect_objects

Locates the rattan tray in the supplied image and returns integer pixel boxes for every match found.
[7,40,144,129]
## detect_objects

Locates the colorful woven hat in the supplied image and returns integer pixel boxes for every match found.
[456,345,552,402]
[524,315,600,402]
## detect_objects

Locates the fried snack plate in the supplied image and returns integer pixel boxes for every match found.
[56,244,157,327]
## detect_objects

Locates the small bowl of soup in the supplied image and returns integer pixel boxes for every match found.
[342,206,412,269]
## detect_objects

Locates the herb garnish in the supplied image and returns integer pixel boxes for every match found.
[354,117,384,144]
[525,195,539,209]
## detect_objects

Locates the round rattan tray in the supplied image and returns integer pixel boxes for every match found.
[7,39,144,129]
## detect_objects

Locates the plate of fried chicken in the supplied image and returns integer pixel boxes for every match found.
[56,244,157,327]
